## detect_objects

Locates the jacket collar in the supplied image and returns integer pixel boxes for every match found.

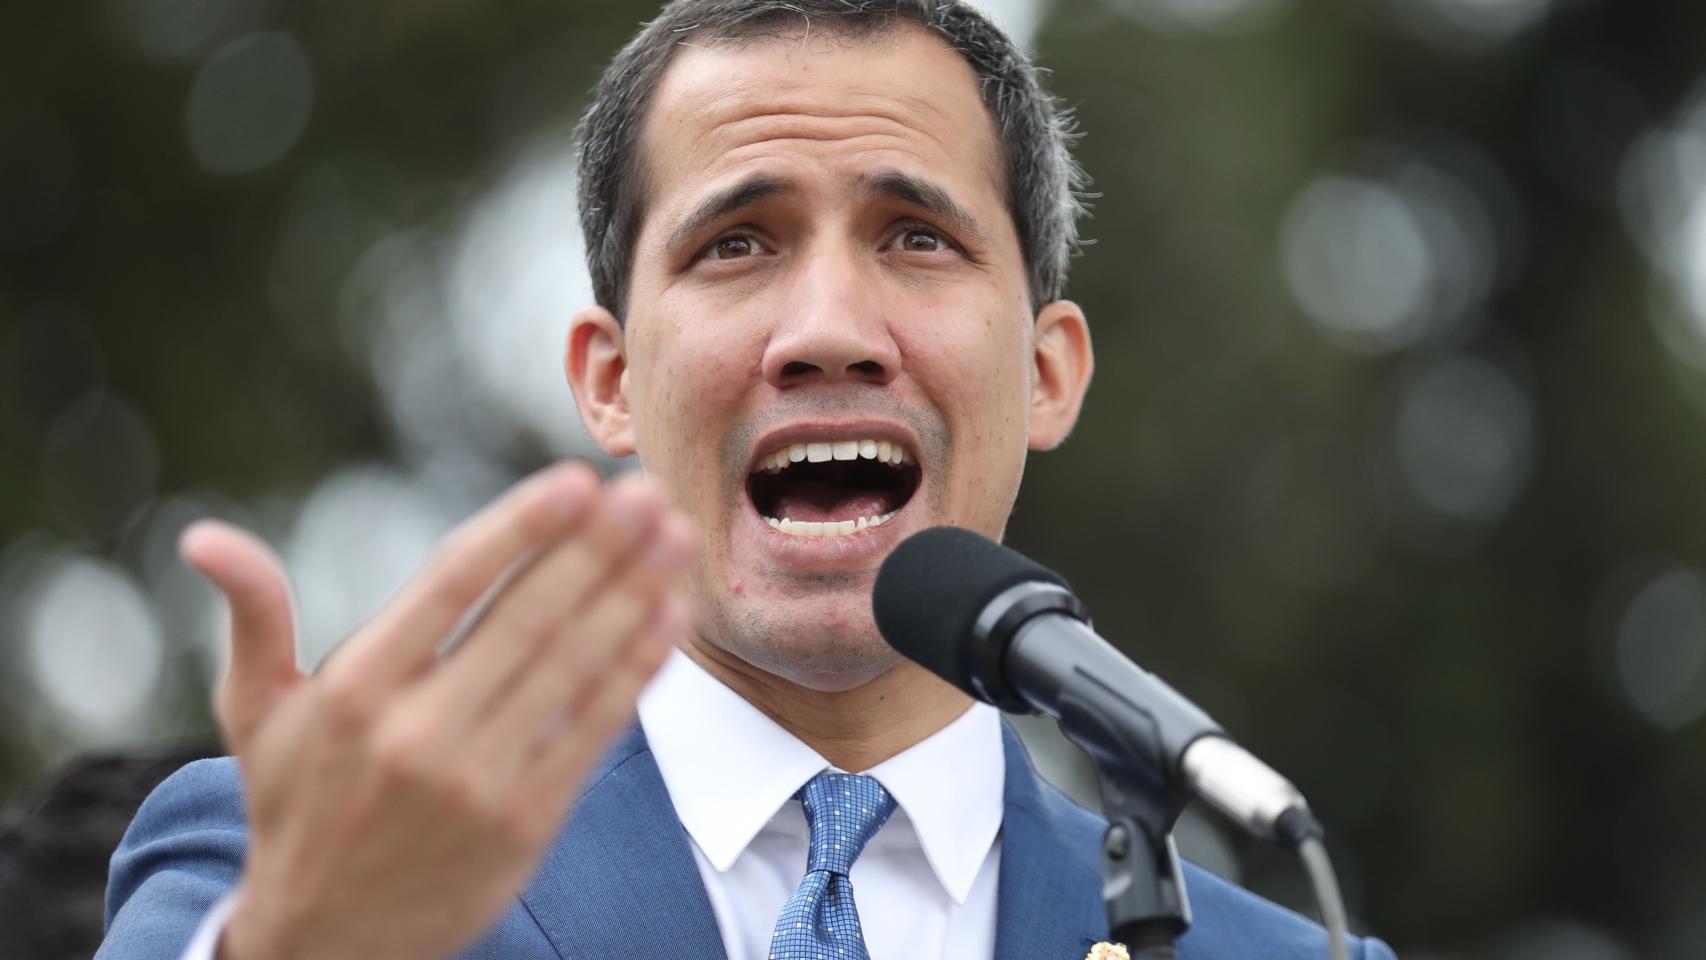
[992,721,1111,960]
[519,725,729,959]
[520,721,1111,960]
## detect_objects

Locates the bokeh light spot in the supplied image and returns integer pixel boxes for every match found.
[21,552,166,741]
[1281,151,1507,355]
[1389,155,1504,324]
[184,31,314,175]
[1492,918,1637,960]
[1620,81,1706,378]
[447,139,604,459]
[39,391,161,542]
[1281,176,1432,352]
[268,164,368,327]
[1681,187,1706,343]
[965,0,1049,49]
[1101,0,1288,33]
[104,0,274,64]
[1386,0,1555,55]
[1393,355,1532,523]
[286,466,457,668]
[1613,565,1706,731]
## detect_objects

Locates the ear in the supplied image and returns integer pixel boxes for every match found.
[1027,300,1094,451]
[565,304,637,457]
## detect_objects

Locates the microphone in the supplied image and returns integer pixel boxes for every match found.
[872,525,1317,847]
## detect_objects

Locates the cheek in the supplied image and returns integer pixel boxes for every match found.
[904,319,1032,506]
[657,333,758,418]
[910,318,1031,432]
[630,320,762,477]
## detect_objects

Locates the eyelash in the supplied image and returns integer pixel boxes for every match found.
[703,233,766,261]
[889,222,955,254]
[695,221,959,263]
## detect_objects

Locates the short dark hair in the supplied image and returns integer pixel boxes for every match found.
[576,0,1086,320]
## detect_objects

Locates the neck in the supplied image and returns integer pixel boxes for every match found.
[682,637,973,772]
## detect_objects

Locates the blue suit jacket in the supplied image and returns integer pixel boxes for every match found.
[100,723,1396,959]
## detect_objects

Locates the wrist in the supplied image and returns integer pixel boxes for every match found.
[216,884,299,960]
[215,890,265,960]
[215,882,423,960]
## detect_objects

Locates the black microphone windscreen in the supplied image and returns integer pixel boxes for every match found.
[872,526,1068,697]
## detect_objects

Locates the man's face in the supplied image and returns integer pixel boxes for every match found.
[575,24,1086,691]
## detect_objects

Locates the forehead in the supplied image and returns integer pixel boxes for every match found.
[635,22,1005,223]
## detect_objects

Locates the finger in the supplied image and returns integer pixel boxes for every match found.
[410,475,674,729]
[468,518,692,782]
[180,519,302,752]
[326,461,600,690]
[522,598,683,805]
[543,512,694,691]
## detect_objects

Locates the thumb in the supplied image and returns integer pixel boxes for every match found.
[180,519,303,754]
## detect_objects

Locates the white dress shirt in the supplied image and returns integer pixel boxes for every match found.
[637,649,1006,960]
[179,650,1007,960]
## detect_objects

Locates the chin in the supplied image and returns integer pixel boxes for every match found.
[699,597,905,693]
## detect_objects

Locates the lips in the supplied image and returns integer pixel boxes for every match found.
[745,432,922,540]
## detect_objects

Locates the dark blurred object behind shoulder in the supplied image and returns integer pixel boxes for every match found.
[0,747,221,960]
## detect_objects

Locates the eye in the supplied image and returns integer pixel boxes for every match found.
[705,233,765,261]
[891,226,949,254]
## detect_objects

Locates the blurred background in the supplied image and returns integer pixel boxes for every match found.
[3,0,1705,957]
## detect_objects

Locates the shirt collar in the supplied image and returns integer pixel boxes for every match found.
[637,650,826,874]
[636,649,1005,906]
[863,691,1004,904]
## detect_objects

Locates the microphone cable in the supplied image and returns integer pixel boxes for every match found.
[1275,808,1351,960]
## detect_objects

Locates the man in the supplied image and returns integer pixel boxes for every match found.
[98,2,1397,958]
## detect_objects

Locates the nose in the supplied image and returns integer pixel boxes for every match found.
[760,247,901,389]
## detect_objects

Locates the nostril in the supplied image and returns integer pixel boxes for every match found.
[771,357,888,383]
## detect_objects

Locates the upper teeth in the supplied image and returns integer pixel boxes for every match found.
[754,439,909,473]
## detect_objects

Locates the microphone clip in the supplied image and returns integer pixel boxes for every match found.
[1056,669,1195,957]
[1093,757,1193,958]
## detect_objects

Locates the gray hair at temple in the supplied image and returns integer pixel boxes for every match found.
[575,0,1088,321]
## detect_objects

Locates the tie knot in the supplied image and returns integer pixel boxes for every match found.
[795,772,896,876]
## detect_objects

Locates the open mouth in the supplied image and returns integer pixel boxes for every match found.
[747,438,922,538]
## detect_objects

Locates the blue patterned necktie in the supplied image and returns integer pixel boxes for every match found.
[767,772,898,960]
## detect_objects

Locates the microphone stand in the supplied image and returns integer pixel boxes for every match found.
[1056,677,1193,957]
[963,578,1196,955]
[1093,760,1191,957]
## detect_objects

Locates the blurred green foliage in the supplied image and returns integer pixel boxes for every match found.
[5,1,1706,956]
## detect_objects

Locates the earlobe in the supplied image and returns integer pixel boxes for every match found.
[565,305,637,457]
[1027,300,1094,451]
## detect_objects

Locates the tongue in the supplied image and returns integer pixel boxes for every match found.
[773,480,898,523]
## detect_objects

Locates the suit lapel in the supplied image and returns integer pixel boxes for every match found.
[993,721,1111,960]
[518,722,1114,959]
[519,726,728,960]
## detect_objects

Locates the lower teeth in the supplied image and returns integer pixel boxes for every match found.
[765,512,897,537]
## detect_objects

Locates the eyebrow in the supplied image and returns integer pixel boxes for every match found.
[664,169,991,254]
[667,175,791,253]
[859,171,990,246]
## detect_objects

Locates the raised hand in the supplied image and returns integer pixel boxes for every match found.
[179,464,693,960]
